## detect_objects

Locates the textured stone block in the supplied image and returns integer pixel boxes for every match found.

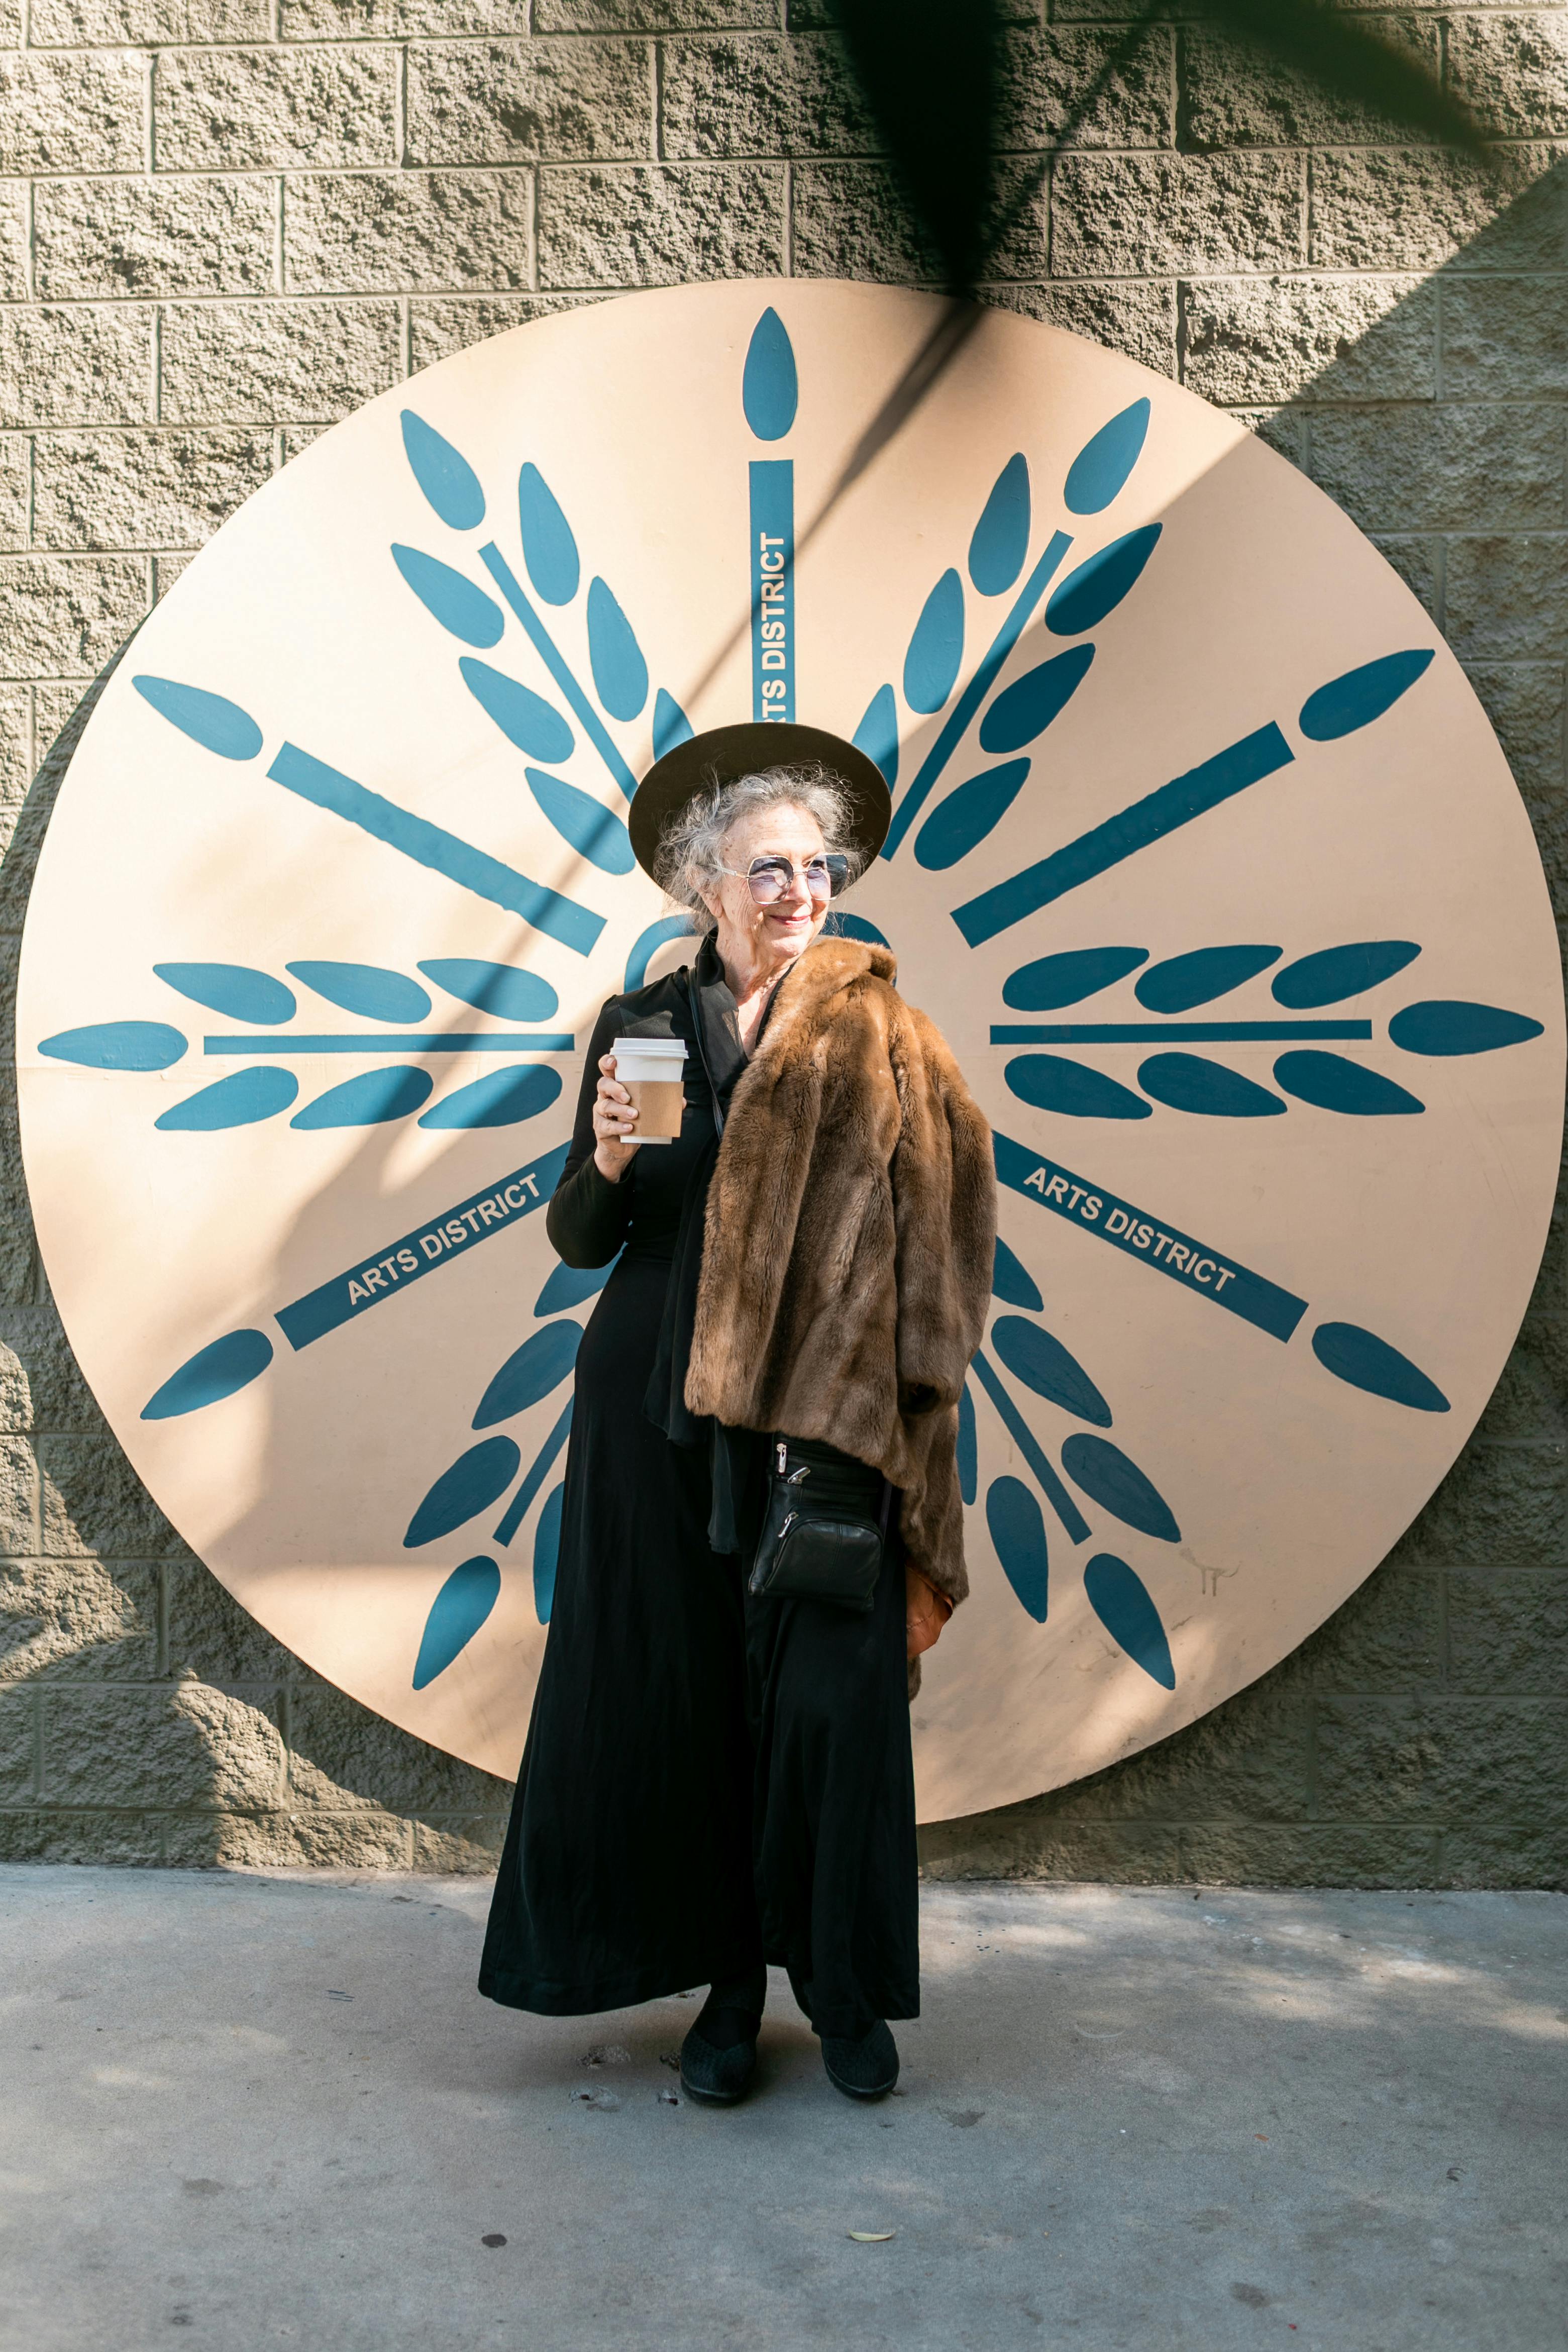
[0,1309,104,1434]
[43,1683,284,1806]
[409,291,601,368]
[412,1815,509,1871]
[0,439,26,554]
[1470,1315,1568,1439]
[1438,1822,1568,1888]
[407,38,652,165]
[919,1813,1185,1882]
[1369,533,1439,620]
[39,1432,184,1558]
[537,0,776,26]
[0,1807,165,1865]
[165,1560,308,1685]
[1308,404,1565,533]
[32,430,274,552]
[1317,1697,1568,1821]
[539,161,784,286]
[1052,151,1304,277]
[1447,14,1568,141]
[984,278,1178,378]
[1005,24,1174,149]
[189,1806,412,1870]
[1446,535,1568,660]
[1394,1437,1568,1562]
[159,299,402,425]
[0,557,147,679]
[1182,18,1440,151]
[1182,274,1436,405]
[1178,1824,1442,1888]
[156,44,398,172]
[0,1437,36,1555]
[1295,1566,1442,1691]
[0,305,154,429]
[33,0,269,38]
[0,685,27,818]
[0,1560,158,1683]
[0,183,28,304]
[0,1688,34,1801]
[35,175,278,299]
[286,1683,510,1815]
[792,157,1043,281]
[0,50,146,176]
[660,32,873,158]
[1446,1569,1568,1694]
[1033,1676,1313,1824]
[1309,145,1568,273]
[283,0,533,32]
[1441,276,1568,400]
[153,552,193,598]
[286,171,533,293]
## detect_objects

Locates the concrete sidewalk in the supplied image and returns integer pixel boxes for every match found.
[2,1868,1563,2351]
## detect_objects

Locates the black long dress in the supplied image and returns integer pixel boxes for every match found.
[478,942,919,2040]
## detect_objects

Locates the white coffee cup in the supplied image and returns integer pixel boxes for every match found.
[611,1035,687,1144]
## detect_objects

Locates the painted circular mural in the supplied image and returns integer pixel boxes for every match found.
[16,280,1563,1821]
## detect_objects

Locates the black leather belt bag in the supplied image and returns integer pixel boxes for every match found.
[747,1435,887,1613]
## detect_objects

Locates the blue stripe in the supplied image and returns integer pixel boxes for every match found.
[478,543,639,801]
[990,1020,1371,1045]
[206,1033,574,1055]
[970,1349,1092,1545]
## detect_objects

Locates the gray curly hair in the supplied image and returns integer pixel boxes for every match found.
[654,762,865,936]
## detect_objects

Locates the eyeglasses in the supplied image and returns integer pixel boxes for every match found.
[723,854,851,904]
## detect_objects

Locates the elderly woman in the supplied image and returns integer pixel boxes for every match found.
[480,722,994,2105]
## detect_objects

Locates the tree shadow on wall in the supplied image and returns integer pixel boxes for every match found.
[3,149,1564,1887]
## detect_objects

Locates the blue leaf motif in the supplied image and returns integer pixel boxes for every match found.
[291,1068,434,1129]
[472,1321,583,1430]
[460,657,574,763]
[155,1068,298,1131]
[1002,948,1147,1010]
[141,1328,273,1420]
[586,578,648,721]
[1084,1554,1174,1688]
[1062,1434,1180,1542]
[418,959,559,1024]
[903,570,964,714]
[1137,1054,1286,1118]
[986,1476,1049,1622]
[653,687,694,758]
[915,759,1029,870]
[1005,1054,1152,1120]
[1137,945,1282,1013]
[742,306,798,440]
[1273,941,1419,1008]
[40,1021,186,1072]
[957,1381,978,1505]
[518,463,580,605]
[1064,399,1151,515]
[1299,649,1433,741]
[992,1313,1112,1427]
[534,1483,565,1622]
[526,767,635,874]
[979,646,1094,755]
[286,962,431,1022]
[411,1556,500,1690]
[133,676,262,761]
[1389,1001,1544,1057]
[153,963,295,1026]
[400,410,484,531]
[1274,1052,1424,1116]
[419,1066,563,1130]
[992,1236,1043,1311]
[1312,1322,1449,1413]
[404,1437,522,1548]
[853,682,900,787]
[1045,526,1161,637]
[821,911,890,947]
[623,916,695,993]
[535,1256,616,1316]
[391,546,504,648]
[968,454,1030,595]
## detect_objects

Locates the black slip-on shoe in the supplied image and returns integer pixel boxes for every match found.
[821,2019,898,2102]
[679,2023,757,2106]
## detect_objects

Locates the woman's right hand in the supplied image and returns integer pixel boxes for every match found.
[591,1053,641,1181]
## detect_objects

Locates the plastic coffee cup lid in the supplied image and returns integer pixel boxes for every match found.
[612,1036,686,1057]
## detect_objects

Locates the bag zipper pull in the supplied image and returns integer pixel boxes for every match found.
[776,1441,787,1476]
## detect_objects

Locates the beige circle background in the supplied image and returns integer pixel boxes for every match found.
[15,280,1564,1821]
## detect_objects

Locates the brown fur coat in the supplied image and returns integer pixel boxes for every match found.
[685,937,996,1610]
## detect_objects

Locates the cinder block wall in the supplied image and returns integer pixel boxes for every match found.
[0,0,1561,1881]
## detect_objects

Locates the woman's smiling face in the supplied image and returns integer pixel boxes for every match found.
[704,799,831,975]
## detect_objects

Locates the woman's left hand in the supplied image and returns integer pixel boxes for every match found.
[906,1568,951,1661]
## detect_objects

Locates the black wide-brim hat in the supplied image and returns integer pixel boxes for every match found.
[628,721,892,883]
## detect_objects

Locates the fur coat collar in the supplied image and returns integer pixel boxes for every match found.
[684,936,996,1609]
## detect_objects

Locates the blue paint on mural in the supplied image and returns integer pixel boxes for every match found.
[653,688,694,758]
[156,1067,298,1130]
[978,645,1094,755]
[400,411,485,532]
[411,1555,500,1689]
[991,1236,1043,1311]
[1064,399,1151,515]
[915,759,1030,870]
[525,767,635,874]
[903,569,965,714]
[291,1066,433,1128]
[417,1065,563,1129]
[471,1320,583,1430]
[1044,526,1161,636]
[154,963,296,1026]
[1312,1321,1450,1412]
[1063,1434,1181,1542]
[493,1398,574,1548]
[1002,947,1148,1010]
[1084,1553,1175,1687]
[517,463,580,605]
[586,578,648,721]
[986,1476,1049,1621]
[992,1313,1112,1427]
[623,915,694,992]
[40,1020,186,1071]
[742,306,798,440]
[534,1255,616,1316]
[1136,945,1282,1013]
[968,454,1030,595]
[750,460,794,724]
[1389,1001,1545,1056]
[404,1435,522,1548]
[460,657,575,763]
[141,1327,273,1420]
[133,675,262,761]
[417,959,559,1024]
[1005,1053,1152,1120]
[957,1381,978,1505]
[1274,1051,1424,1116]
[852,683,899,787]
[534,1483,565,1622]
[391,545,504,648]
[1298,648,1433,741]
[1273,941,1420,1007]
[286,962,431,1024]
[1137,1052,1287,1118]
